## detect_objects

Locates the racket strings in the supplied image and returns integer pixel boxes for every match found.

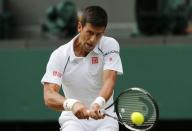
[117,91,157,130]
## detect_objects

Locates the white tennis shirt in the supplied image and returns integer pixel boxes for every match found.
[41,35,123,112]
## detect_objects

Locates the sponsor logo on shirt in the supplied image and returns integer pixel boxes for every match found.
[104,50,119,56]
[91,57,98,64]
[52,70,62,78]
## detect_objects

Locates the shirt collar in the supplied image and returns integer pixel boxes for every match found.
[68,34,78,62]
[93,37,103,55]
[69,34,102,61]
[93,43,100,54]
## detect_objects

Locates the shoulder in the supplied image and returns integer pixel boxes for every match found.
[99,36,120,52]
[50,42,70,60]
[100,36,119,44]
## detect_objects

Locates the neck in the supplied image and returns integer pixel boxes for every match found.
[74,37,89,57]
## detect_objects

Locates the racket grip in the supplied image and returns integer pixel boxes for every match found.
[87,109,106,116]
[99,109,106,114]
[100,110,119,121]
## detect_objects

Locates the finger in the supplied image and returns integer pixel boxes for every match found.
[83,110,90,119]
[99,112,105,119]
[76,109,90,119]
[99,110,105,117]
[75,112,81,119]
[99,110,105,118]
[89,111,99,120]
[95,110,104,119]
[76,111,85,119]
[92,111,101,120]
[86,110,90,114]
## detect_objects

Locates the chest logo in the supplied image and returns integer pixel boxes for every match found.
[91,57,99,64]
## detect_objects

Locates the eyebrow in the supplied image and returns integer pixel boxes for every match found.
[88,30,104,34]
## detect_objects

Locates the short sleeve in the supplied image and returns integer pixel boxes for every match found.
[102,38,123,75]
[41,49,66,86]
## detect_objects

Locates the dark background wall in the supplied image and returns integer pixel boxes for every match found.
[5,0,135,26]
[3,0,135,38]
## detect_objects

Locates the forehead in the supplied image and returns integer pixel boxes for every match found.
[83,23,105,33]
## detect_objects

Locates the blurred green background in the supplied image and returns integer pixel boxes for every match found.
[1,44,192,121]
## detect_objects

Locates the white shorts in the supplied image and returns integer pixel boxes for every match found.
[59,111,119,131]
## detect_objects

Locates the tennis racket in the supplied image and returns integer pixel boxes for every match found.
[102,87,159,131]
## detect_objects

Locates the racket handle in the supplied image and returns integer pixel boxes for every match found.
[100,110,125,127]
[99,109,106,114]
[102,111,119,121]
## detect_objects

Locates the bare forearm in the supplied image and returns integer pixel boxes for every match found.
[99,79,115,101]
[44,83,65,111]
[44,91,65,111]
[89,70,116,119]
[99,70,117,101]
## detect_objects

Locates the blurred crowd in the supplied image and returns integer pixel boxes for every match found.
[1,0,192,40]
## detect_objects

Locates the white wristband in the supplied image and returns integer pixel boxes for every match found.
[63,99,79,111]
[92,96,106,108]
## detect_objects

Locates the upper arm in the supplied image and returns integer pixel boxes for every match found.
[41,47,68,86]
[102,38,123,75]
[103,69,117,85]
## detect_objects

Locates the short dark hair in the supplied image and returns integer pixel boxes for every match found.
[80,6,108,27]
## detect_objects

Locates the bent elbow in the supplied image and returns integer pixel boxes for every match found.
[44,94,52,108]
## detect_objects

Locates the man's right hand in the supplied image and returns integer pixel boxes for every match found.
[72,102,90,119]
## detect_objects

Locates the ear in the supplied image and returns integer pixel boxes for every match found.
[77,22,83,33]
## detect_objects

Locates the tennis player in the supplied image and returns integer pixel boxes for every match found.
[41,6,123,131]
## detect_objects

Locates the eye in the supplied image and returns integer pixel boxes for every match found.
[96,33,102,37]
[87,31,94,36]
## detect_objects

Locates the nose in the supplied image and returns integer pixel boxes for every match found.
[90,34,97,43]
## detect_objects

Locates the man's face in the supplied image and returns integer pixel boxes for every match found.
[77,22,105,53]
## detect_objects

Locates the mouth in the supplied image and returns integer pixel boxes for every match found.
[86,43,94,49]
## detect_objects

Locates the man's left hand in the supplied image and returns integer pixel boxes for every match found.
[89,103,104,120]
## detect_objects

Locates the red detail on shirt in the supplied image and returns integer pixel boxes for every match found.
[52,71,62,78]
[91,57,98,64]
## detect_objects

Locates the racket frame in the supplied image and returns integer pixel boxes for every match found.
[104,87,159,131]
